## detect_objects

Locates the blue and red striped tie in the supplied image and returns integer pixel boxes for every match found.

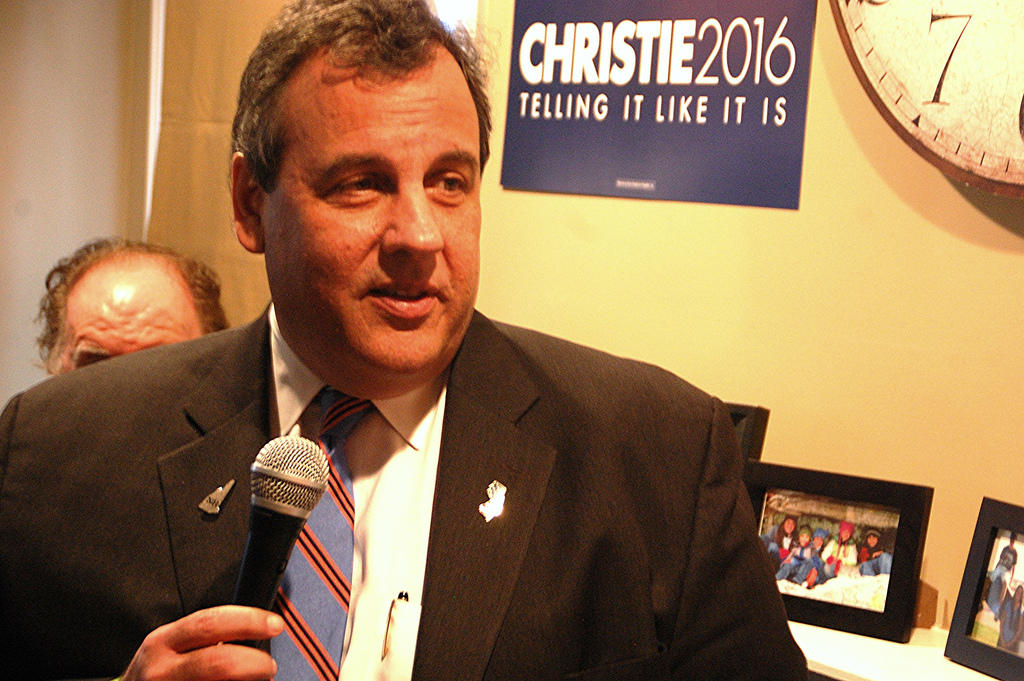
[273,389,372,681]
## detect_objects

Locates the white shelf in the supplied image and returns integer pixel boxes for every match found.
[789,622,992,681]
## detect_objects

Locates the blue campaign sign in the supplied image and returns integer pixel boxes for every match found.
[499,1,818,210]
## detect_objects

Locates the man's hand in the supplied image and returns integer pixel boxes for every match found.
[121,606,284,681]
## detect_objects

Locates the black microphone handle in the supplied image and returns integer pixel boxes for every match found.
[232,504,307,610]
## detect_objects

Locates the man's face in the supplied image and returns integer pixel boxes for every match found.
[235,47,481,398]
[57,256,204,373]
[798,532,810,546]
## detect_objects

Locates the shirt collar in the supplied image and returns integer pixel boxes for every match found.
[269,304,445,450]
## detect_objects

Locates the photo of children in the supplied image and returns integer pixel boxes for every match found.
[757,488,900,613]
[969,530,1024,657]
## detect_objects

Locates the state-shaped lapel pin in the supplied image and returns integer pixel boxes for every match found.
[478,480,507,522]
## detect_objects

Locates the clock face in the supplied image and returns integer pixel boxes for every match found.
[829,0,1024,198]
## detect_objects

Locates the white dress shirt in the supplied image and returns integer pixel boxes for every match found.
[269,305,445,681]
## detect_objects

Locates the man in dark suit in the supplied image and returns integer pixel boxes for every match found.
[0,1,806,679]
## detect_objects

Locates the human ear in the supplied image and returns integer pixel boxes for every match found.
[231,152,266,254]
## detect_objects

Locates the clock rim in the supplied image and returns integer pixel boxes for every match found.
[827,0,1024,199]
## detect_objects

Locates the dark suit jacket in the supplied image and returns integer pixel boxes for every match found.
[0,312,805,680]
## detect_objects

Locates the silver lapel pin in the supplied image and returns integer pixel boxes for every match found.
[198,479,236,515]
[478,480,507,522]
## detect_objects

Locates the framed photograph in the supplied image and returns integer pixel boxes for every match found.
[946,497,1024,680]
[744,460,933,642]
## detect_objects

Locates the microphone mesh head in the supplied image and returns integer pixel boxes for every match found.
[250,436,329,514]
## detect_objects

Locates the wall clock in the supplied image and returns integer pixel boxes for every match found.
[829,0,1024,198]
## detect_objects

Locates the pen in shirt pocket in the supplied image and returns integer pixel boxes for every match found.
[382,591,410,660]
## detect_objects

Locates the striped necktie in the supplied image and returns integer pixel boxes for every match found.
[273,389,372,681]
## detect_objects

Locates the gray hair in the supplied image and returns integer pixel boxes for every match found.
[231,0,491,191]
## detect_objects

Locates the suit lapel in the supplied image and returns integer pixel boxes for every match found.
[414,314,557,681]
[156,317,273,613]
[152,311,557,674]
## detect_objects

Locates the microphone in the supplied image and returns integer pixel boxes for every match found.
[233,435,329,610]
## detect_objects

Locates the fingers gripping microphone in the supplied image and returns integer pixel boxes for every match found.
[233,436,329,610]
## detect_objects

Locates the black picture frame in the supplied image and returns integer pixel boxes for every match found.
[945,497,1024,680]
[726,402,770,460]
[744,460,933,643]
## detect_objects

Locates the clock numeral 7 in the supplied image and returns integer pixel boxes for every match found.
[928,9,1024,144]
[927,12,972,106]
[853,1,1024,144]
[849,2,966,106]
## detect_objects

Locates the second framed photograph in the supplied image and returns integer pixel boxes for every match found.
[945,497,1024,680]
[744,460,933,642]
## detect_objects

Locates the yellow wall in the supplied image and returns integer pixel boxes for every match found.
[475,1,1024,626]
[150,0,1024,627]
[0,1,142,399]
